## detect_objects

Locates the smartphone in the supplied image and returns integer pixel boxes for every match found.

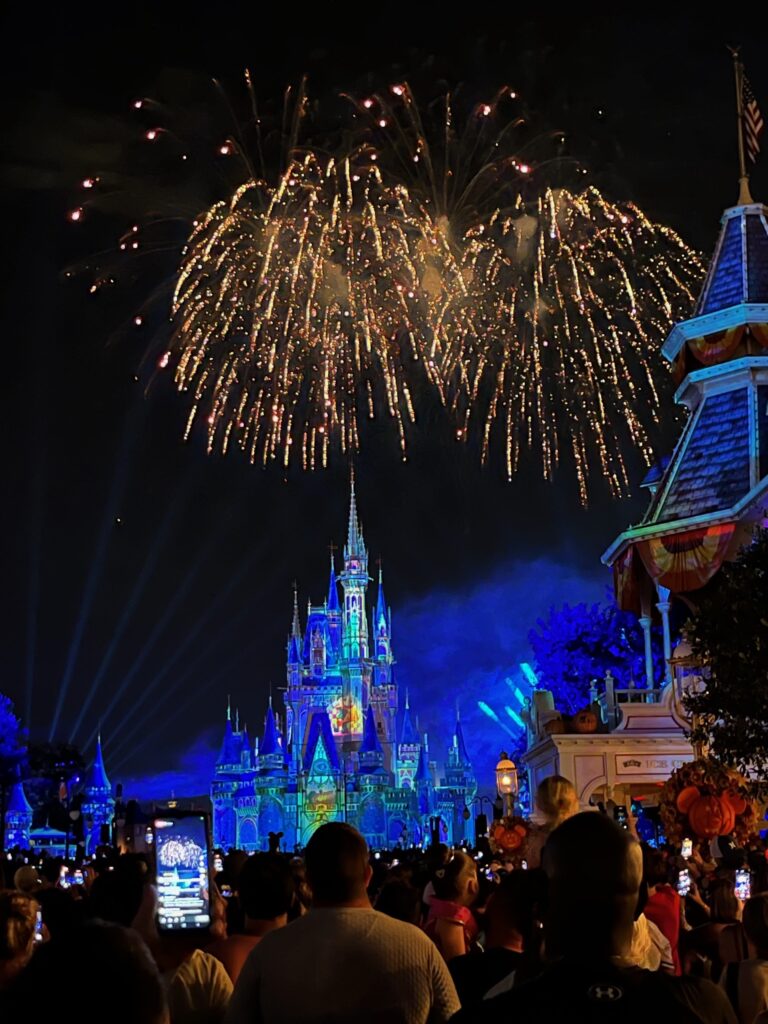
[677,868,691,897]
[58,866,70,889]
[34,910,43,942]
[219,883,233,899]
[614,805,629,830]
[154,813,212,931]
[735,870,751,901]
[213,854,223,873]
[682,838,693,860]
[72,869,84,886]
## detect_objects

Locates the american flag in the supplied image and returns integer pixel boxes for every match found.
[743,76,765,164]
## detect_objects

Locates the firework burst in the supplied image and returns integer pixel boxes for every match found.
[448,187,705,502]
[172,151,465,468]
[73,76,705,499]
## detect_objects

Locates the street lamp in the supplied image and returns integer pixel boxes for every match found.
[495,752,518,817]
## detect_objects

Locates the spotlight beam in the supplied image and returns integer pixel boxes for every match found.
[82,527,223,751]
[69,469,198,744]
[49,402,144,741]
[91,536,267,748]
[110,634,259,775]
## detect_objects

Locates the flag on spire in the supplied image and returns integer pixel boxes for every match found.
[744,75,765,164]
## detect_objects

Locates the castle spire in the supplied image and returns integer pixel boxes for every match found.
[85,733,111,793]
[327,550,340,612]
[260,703,280,758]
[375,562,387,627]
[291,584,301,640]
[344,466,366,562]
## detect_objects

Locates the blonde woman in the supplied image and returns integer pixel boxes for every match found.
[525,776,580,869]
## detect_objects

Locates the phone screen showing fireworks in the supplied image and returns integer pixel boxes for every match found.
[681,838,693,860]
[154,815,211,930]
[735,870,751,901]
[677,868,691,897]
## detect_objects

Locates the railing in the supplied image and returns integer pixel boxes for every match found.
[612,688,664,705]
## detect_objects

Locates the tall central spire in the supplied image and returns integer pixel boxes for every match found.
[344,466,366,564]
[291,584,301,640]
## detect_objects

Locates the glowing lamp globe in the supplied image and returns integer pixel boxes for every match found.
[495,753,518,797]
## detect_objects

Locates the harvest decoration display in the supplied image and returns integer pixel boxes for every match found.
[489,815,531,864]
[659,758,757,845]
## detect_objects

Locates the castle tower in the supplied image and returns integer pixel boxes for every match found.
[396,691,420,789]
[4,771,32,849]
[338,470,369,747]
[603,179,768,683]
[81,734,114,854]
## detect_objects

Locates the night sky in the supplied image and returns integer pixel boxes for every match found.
[2,11,766,796]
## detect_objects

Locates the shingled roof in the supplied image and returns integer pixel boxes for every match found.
[696,204,768,316]
[649,386,751,523]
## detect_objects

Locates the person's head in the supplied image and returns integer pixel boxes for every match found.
[20,921,168,1023]
[36,888,82,942]
[305,823,372,906]
[89,864,147,927]
[642,848,669,889]
[708,877,741,923]
[542,811,643,961]
[12,867,41,896]
[238,854,295,924]
[375,880,421,925]
[535,775,580,827]
[484,870,545,953]
[38,858,62,888]
[431,850,478,907]
[0,891,37,988]
[743,894,768,958]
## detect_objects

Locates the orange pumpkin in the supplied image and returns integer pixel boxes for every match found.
[677,785,700,814]
[688,795,730,839]
[572,709,598,734]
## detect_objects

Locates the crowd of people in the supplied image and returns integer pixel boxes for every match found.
[1,775,766,1023]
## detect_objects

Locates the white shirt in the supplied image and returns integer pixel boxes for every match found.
[224,906,460,1024]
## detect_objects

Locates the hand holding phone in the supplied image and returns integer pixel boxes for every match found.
[677,869,691,897]
[154,813,212,931]
[735,870,751,901]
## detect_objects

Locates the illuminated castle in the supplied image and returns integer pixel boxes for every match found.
[211,477,476,851]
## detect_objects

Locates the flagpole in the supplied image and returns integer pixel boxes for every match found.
[729,46,754,204]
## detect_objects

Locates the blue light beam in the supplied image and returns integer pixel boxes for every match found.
[49,400,144,740]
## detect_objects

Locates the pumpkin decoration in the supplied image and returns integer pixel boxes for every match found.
[489,815,531,865]
[544,718,566,735]
[571,708,599,734]
[686,793,733,839]
[659,758,760,847]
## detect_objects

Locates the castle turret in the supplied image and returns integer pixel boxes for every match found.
[82,734,114,854]
[396,691,420,789]
[4,771,32,849]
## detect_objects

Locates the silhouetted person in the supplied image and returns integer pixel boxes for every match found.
[449,870,543,1005]
[207,854,295,983]
[454,813,735,1023]
[225,822,459,1023]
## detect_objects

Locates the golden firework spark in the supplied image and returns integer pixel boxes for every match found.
[172,152,466,469]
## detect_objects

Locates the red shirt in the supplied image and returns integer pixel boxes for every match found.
[644,885,681,975]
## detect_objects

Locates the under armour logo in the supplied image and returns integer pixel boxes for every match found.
[588,984,623,1002]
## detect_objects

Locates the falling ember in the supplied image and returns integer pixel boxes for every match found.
[69,208,83,222]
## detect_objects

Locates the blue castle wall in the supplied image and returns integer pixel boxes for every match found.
[211,477,477,851]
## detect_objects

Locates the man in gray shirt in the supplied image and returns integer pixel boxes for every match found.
[225,822,460,1024]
